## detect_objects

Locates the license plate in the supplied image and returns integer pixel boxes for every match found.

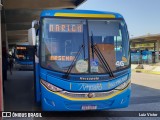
[81,105,97,110]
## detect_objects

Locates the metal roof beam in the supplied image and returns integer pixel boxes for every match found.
[3,0,75,9]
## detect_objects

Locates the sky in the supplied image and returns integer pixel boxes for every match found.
[77,0,160,37]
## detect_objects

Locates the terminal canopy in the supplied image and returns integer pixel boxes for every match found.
[2,0,86,46]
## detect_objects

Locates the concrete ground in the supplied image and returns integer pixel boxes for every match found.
[3,70,160,120]
[131,64,160,75]
[3,70,37,111]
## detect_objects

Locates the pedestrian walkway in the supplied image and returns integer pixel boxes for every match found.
[131,63,160,75]
[3,69,41,111]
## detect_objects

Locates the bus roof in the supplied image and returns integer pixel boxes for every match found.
[40,9,124,19]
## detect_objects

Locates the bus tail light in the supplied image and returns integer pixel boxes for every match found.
[41,79,62,92]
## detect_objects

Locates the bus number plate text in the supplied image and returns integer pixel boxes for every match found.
[81,105,97,110]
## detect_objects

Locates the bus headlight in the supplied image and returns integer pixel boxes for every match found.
[115,79,131,90]
[41,79,62,92]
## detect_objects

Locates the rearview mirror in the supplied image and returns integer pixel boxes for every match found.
[28,28,36,46]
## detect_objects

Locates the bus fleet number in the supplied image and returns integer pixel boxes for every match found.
[115,61,124,67]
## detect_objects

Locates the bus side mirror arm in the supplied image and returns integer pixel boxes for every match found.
[28,20,39,46]
[28,28,36,46]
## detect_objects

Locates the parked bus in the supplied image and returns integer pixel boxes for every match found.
[28,10,131,111]
[14,45,34,70]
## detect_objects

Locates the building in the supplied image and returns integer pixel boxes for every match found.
[130,33,160,64]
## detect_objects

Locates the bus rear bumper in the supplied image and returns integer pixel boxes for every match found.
[41,85,131,111]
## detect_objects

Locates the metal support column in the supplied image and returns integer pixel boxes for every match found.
[156,40,160,62]
[0,0,3,112]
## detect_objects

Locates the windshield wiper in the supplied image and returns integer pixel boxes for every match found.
[94,44,114,78]
[90,33,114,78]
[63,45,85,79]
[91,32,95,60]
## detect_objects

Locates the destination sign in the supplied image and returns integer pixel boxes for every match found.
[49,24,83,33]
[50,56,75,61]
[17,55,24,58]
[17,47,26,50]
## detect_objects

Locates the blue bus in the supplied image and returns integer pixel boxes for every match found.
[15,45,34,70]
[28,10,131,111]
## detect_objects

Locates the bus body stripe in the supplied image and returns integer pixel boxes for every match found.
[54,13,116,18]
[41,82,130,101]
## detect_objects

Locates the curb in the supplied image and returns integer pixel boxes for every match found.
[132,69,160,75]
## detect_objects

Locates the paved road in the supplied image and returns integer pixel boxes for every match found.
[4,70,35,111]
[3,71,160,120]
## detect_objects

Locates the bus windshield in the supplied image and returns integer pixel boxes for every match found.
[41,18,130,74]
